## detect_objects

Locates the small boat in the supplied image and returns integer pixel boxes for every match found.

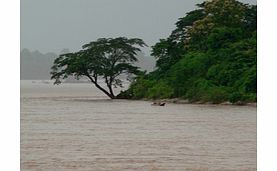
[159,102,166,106]
[151,102,166,106]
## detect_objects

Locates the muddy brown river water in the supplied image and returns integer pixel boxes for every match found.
[21,81,256,171]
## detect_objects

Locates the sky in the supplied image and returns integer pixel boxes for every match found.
[21,0,257,55]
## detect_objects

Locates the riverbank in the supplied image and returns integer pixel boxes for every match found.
[119,97,257,107]
[116,86,257,106]
[156,98,257,106]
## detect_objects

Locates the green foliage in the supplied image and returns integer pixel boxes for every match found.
[165,52,211,97]
[126,0,256,104]
[146,81,174,99]
[131,78,155,99]
[229,92,246,103]
[116,73,156,99]
[205,87,229,104]
[51,37,147,99]
[185,79,212,102]
[151,8,206,73]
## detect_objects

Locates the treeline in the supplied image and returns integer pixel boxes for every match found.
[21,49,58,80]
[118,0,257,104]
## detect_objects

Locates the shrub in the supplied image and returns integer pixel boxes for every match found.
[205,86,229,104]
[146,81,174,99]
[229,92,245,103]
[130,78,155,99]
[185,79,212,102]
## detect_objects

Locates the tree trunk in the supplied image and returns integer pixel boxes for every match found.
[94,82,115,99]
[107,84,115,98]
[86,74,116,99]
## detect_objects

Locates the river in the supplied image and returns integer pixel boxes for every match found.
[21,80,256,171]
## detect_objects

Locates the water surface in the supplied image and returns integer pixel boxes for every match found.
[21,80,256,171]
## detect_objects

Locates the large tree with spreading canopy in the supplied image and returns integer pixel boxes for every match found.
[51,37,147,99]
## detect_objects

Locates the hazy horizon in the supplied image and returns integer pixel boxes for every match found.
[21,0,256,55]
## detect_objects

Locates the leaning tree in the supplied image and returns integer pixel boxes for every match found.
[51,37,147,99]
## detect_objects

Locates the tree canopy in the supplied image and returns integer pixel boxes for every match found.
[51,37,147,99]
[119,0,257,104]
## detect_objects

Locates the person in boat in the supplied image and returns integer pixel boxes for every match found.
[159,102,165,106]
[152,102,166,106]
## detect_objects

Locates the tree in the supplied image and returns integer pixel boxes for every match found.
[151,6,205,73]
[51,37,147,99]
[122,0,257,103]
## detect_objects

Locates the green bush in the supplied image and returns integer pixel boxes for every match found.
[229,92,245,103]
[129,78,155,99]
[205,87,229,104]
[185,79,212,102]
[244,93,257,102]
[146,81,174,99]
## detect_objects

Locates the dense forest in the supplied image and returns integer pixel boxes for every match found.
[118,0,257,104]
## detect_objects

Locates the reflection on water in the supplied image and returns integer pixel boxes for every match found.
[21,80,256,171]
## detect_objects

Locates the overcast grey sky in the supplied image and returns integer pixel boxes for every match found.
[21,0,256,54]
